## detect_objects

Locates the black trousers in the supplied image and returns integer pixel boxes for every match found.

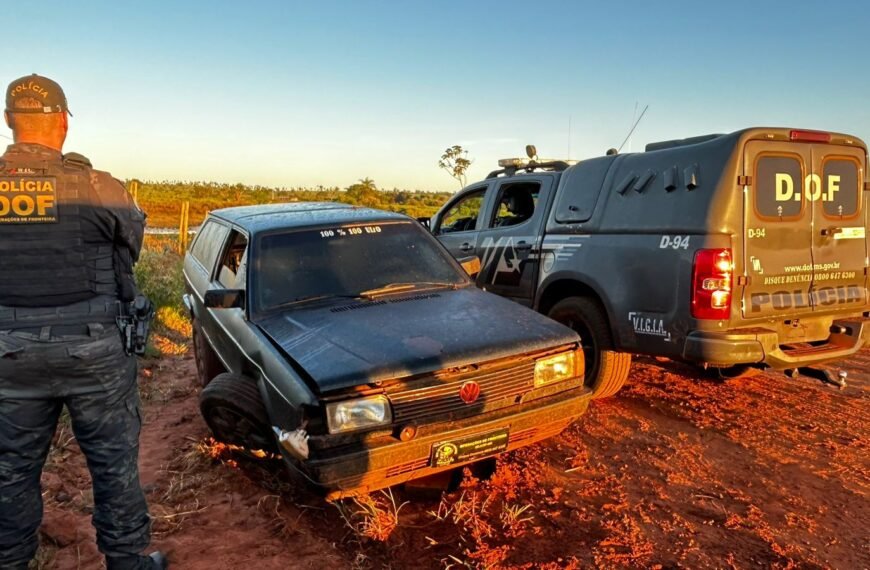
[0,325,152,570]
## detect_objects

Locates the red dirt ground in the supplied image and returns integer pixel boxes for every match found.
[37,348,868,569]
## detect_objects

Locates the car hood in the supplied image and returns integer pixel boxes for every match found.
[254,287,579,393]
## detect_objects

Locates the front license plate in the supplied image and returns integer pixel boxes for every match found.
[430,428,510,468]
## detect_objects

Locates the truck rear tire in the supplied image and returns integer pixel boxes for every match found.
[200,373,277,453]
[547,297,632,399]
[193,319,225,387]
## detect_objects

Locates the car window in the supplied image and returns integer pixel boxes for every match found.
[189,220,231,272]
[255,221,466,310]
[822,158,860,219]
[489,182,540,228]
[755,155,804,220]
[440,190,485,233]
[217,231,248,289]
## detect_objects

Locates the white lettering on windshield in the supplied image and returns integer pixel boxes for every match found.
[319,225,383,239]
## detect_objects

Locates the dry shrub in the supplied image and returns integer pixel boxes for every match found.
[336,490,407,543]
[157,306,192,338]
[500,503,534,538]
[449,490,495,542]
[150,333,188,356]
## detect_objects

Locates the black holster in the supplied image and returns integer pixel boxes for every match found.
[116,296,155,356]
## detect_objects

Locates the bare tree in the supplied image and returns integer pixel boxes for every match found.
[438,145,473,188]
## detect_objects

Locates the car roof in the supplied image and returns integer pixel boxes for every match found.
[208,202,410,233]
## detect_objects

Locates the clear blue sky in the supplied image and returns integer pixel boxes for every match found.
[3,0,867,191]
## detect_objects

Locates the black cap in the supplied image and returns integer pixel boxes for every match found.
[5,74,71,115]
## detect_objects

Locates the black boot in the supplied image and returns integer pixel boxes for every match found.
[149,551,169,569]
[106,553,168,570]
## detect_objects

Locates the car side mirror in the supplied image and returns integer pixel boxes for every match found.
[204,289,245,309]
[416,216,431,231]
[458,256,481,278]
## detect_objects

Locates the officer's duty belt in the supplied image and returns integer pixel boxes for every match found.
[5,323,99,338]
[0,296,120,329]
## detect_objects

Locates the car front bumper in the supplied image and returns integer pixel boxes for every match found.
[287,387,592,499]
[682,315,870,369]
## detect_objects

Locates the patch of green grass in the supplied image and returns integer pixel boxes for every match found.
[135,240,185,315]
[135,239,189,355]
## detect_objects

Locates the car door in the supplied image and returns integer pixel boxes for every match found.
[185,219,231,336]
[475,176,554,306]
[741,142,815,319]
[209,230,250,369]
[808,144,867,312]
[431,184,490,259]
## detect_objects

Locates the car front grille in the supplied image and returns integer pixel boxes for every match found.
[387,361,536,424]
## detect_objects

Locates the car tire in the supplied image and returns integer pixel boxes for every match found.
[193,319,224,387]
[200,373,277,452]
[547,297,632,399]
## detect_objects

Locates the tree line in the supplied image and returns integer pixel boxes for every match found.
[133,144,476,227]
[133,178,454,228]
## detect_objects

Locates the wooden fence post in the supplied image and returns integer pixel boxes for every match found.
[178,201,190,253]
[184,202,190,250]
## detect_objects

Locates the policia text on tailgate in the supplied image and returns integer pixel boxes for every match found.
[427,128,870,394]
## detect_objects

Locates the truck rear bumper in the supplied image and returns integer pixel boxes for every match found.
[682,316,870,369]
[293,388,591,500]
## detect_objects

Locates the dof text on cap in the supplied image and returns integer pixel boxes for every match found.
[5,73,71,115]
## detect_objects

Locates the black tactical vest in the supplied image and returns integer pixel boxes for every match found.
[0,144,118,309]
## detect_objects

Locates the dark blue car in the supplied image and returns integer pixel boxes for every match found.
[182,202,591,498]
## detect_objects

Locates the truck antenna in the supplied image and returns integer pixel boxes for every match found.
[616,104,649,153]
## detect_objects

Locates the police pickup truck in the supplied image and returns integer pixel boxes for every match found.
[429,128,870,397]
[182,203,591,498]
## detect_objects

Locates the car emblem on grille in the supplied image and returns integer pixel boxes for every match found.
[459,381,481,404]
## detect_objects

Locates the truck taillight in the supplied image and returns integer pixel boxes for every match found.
[692,249,732,320]
[789,129,831,143]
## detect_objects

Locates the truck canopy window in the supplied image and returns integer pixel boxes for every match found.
[822,159,860,218]
[755,155,803,220]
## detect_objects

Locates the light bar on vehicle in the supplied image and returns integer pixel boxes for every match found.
[498,158,530,168]
[497,158,576,168]
[790,130,831,143]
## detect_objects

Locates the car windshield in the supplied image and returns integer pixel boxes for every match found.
[255,221,466,310]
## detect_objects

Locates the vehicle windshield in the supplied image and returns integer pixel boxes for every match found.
[255,221,467,310]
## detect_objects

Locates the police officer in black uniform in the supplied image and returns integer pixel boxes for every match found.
[0,75,167,569]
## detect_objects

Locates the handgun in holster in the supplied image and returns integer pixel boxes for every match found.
[117,295,155,356]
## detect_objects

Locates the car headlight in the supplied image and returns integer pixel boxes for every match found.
[325,395,392,434]
[534,352,577,387]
